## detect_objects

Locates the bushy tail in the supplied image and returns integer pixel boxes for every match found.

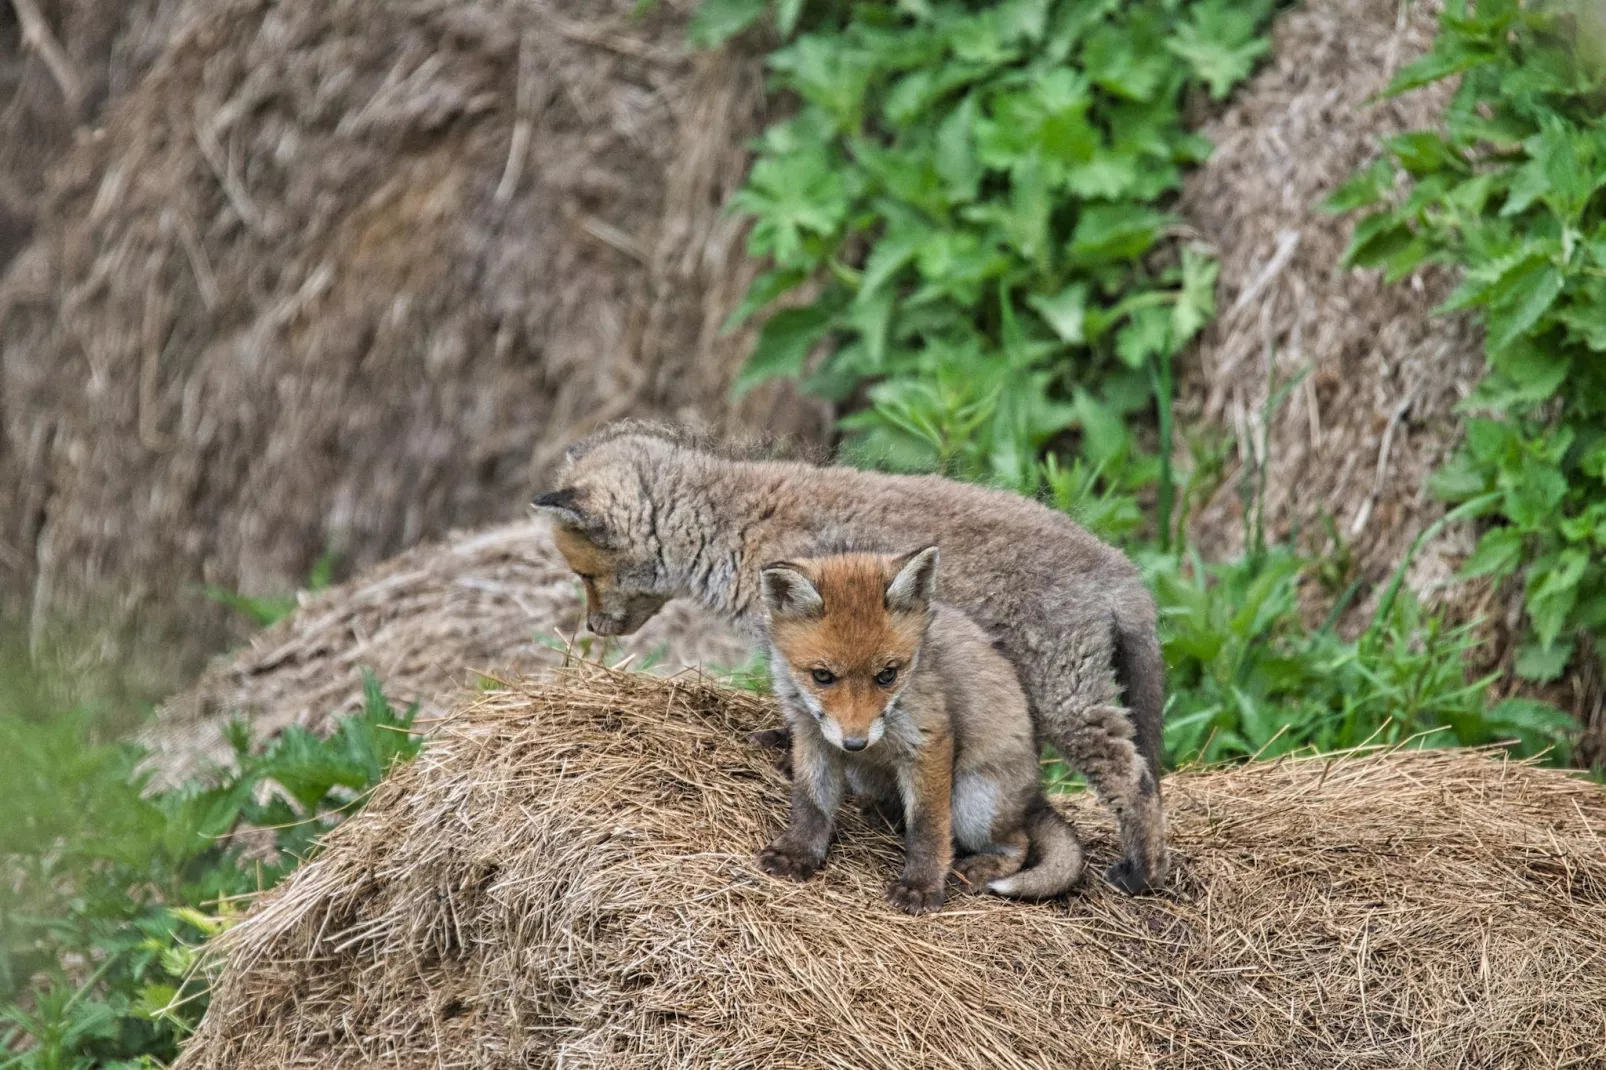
[988,804,1084,900]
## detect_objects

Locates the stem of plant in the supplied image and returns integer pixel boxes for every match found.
[1152,350,1176,553]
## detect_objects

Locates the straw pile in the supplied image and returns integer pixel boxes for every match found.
[1179,0,1484,618]
[0,0,821,700]
[140,519,751,787]
[0,0,186,270]
[178,665,1606,1069]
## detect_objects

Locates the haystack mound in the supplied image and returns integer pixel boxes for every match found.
[1180,0,1483,614]
[0,0,188,269]
[140,520,750,787]
[0,0,821,699]
[178,667,1606,1069]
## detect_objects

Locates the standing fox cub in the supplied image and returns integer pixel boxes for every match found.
[759,547,1083,914]
[533,422,1168,893]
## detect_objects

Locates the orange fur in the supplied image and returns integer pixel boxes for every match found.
[767,554,925,743]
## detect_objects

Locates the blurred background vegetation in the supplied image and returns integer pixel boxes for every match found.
[3,0,1604,1063]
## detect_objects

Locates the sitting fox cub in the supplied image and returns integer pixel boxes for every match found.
[758,547,1083,914]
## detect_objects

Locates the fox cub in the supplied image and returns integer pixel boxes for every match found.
[533,422,1168,893]
[757,547,1083,914]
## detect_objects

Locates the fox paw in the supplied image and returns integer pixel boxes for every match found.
[953,853,1019,888]
[758,842,821,881]
[1104,859,1156,895]
[885,878,945,915]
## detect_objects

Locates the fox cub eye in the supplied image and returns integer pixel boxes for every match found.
[875,667,898,687]
[811,668,836,686]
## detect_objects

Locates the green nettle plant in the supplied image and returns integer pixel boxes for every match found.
[1149,545,1576,765]
[1,673,420,1068]
[705,0,1275,547]
[1330,0,1606,683]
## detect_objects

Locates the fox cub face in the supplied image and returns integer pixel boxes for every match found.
[531,482,668,637]
[762,548,938,752]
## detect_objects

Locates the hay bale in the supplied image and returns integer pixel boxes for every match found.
[0,0,188,270]
[178,666,1606,1069]
[0,0,823,700]
[140,519,751,787]
[1178,0,1483,616]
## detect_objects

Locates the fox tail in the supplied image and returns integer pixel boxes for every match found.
[987,803,1084,899]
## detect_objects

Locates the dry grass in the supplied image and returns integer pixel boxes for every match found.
[0,0,823,702]
[1179,0,1484,621]
[140,519,751,787]
[178,664,1606,1069]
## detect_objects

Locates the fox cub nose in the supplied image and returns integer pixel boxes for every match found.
[841,736,869,752]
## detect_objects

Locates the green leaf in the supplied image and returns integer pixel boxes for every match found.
[1524,549,1589,647]
[1386,132,1468,177]
[1513,642,1575,683]
[1429,453,1491,502]
[1116,305,1171,369]
[934,94,982,203]
[688,0,766,48]
[1460,526,1524,579]
[1064,154,1142,199]
[1384,42,1489,96]
[1083,23,1169,102]
[1485,341,1570,404]
[1072,387,1129,469]
[1323,159,1396,214]
[1173,246,1219,344]
[1503,458,1569,529]
[1068,204,1173,266]
[1485,264,1564,352]
[734,304,836,396]
[770,36,876,132]
[1166,2,1271,99]
[1341,212,1417,271]
[1026,283,1088,344]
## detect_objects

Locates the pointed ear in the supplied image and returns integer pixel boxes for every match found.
[885,546,939,613]
[760,563,825,620]
[530,488,590,530]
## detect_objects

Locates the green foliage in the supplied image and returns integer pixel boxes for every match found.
[1,672,420,1068]
[718,0,1273,540]
[1331,0,1606,682]
[1150,544,1575,765]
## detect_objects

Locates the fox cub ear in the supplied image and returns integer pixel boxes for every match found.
[760,564,825,619]
[532,488,591,529]
[885,546,939,613]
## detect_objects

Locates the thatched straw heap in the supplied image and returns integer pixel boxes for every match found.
[179,665,1606,1069]
[0,0,188,269]
[0,0,820,699]
[1180,0,1483,616]
[140,520,750,786]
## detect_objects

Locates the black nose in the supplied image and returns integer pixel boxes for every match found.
[842,737,868,752]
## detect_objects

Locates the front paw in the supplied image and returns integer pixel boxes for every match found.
[758,841,822,881]
[885,877,945,915]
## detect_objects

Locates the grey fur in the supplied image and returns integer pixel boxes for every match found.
[534,427,1168,892]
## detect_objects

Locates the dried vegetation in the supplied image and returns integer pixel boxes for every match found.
[179,665,1606,1070]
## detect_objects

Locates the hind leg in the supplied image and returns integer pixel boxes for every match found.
[1050,703,1166,893]
[952,830,1028,890]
